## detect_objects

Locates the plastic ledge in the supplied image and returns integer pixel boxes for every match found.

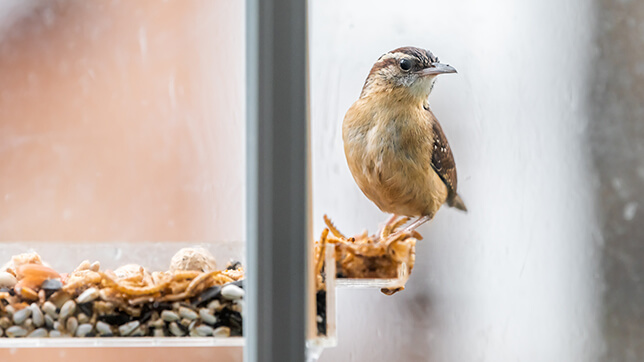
[0,337,245,348]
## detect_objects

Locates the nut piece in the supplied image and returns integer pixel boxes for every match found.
[169,247,217,273]
[114,264,147,281]
[74,260,91,272]
[2,252,43,273]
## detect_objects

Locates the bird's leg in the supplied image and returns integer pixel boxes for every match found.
[383,215,432,248]
[400,215,432,234]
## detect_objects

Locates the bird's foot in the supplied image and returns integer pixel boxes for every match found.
[382,215,431,249]
[379,214,408,241]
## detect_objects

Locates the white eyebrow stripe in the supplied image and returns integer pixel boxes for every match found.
[376,53,397,62]
[376,52,414,63]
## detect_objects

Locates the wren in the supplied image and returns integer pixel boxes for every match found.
[342,46,466,238]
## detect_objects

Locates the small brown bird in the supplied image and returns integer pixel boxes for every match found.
[342,46,466,239]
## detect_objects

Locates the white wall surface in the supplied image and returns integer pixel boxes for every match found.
[310,1,603,361]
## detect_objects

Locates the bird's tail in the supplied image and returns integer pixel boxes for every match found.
[448,194,468,212]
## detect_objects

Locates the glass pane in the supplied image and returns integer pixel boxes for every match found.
[311,1,603,361]
[0,1,244,361]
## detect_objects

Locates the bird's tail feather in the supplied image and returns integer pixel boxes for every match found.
[448,194,468,212]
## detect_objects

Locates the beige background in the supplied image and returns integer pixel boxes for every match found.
[0,0,244,361]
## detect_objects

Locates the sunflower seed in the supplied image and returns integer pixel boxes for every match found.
[212,326,231,338]
[148,318,164,329]
[130,327,145,337]
[66,317,78,335]
[77,288,99,304]
[169,322,185,336]
[49,330,62,338]
[77,313,89,324]
[28,328,48,338]
[6,326,27,338]
[30,303,44,327]
[194,324,213,336]
[49,291,71,309]
[42,301,57,318]
[221,284,245,300]
[178,306,198,320]
[0,317,10,329]
[4,306,14,318]
[76,324,93,337]
[12,307,31,325]
[180,318,191,328]
[96,321,113,336]
[90,261,101,272]
[59,300,76,320]
[231,301,243,313]
[118,321,139,336]
[161,310,180,322]
[199,308,217,325]
[207,300,222,311]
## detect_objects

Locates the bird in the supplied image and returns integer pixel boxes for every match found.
[342,46,466,242]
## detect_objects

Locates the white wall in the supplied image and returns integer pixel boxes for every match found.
[310,1,603,361]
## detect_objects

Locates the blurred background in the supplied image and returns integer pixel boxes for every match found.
[1,0,643,361]
[0,0,244,361]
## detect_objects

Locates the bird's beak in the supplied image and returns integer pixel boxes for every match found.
[418,62,457,76]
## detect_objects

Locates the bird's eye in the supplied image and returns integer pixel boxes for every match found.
[399,58,412,71]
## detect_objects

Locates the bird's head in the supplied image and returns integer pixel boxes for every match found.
[360,47,456,99]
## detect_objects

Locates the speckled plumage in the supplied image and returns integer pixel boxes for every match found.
[343,46,466,220]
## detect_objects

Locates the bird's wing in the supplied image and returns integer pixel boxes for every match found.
[427,110,458,196]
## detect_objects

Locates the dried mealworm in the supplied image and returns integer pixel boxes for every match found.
[142,273,154,287]
[62,271,102,293]
[316,229,328,276]
[172,270,201,281]
[184,271,224,294]
[323,214,346,239]
[326,235,346,245]
[151,271,166,285]
[99,288,137,310]
[100,272,172,296]
[170,280,191,294]
[221,268,244,281]
[128,294,161,305]
[160,271,232,302]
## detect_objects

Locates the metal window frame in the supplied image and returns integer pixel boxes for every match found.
[245,0,311,361]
